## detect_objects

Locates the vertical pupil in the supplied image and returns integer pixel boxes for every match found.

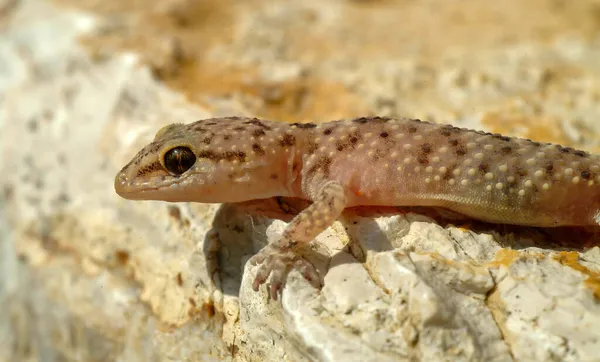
[165,147,196,174]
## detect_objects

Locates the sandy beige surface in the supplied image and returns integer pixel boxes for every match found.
[55,0,600,136]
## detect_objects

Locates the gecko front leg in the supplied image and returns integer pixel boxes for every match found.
[249,181,347,300]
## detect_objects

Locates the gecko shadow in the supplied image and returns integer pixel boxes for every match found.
[331,204,600,279]
[356,205,600,250]
[206,197,600,297]
[204,197,308,298]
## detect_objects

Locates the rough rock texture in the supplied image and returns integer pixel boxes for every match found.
[2,0,600,361]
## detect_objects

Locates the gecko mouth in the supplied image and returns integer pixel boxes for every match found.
[113,168,178,198]
[114,168,203,201]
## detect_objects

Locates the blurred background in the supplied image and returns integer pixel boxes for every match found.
[1,0,600,361]
[31,0,600,143]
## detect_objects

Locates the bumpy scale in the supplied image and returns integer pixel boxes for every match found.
[115,116,600,299]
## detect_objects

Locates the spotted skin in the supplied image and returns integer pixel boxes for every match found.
[115,116,600,299]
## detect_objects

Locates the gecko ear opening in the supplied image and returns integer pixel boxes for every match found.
[164,147,196,175]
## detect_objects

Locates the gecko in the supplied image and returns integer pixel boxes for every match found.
[114,116,600,299]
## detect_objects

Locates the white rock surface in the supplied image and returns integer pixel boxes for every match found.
[1,1,600,362]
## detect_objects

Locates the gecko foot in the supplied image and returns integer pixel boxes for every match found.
[249,244,321,300]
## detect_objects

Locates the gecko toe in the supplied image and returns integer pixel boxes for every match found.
[249,251,267,265]
[295,259,322,288]
[252,272,268,291]
[252,260,273,291]
[250,245,320,299]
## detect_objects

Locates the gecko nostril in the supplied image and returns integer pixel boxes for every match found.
[114,170,130,194]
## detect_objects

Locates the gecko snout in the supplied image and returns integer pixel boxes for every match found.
[114,167,134,197]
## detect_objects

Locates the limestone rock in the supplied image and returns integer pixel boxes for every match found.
[2,1,600,361]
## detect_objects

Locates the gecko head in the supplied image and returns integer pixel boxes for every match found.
[115,119,282,203]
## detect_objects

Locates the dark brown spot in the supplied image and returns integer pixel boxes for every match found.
[478,162,489,173]
[243,118,272,130]
[203,302,215,317]
[270,173,278,180]
[197,150,247,163]
[252,143,265,156]
[352,117,369,124]
[417,154,429,165]
[292,122,317,129]
[408,126,418,133]
[133,143,161,167]
[441,125,462,134]
[500,146,512,155]
[455,146,467,156]
[223,151,246,162]
[167,206,181,221]
[279,134,296,147]
[233,126,246,131]
[516,166,528,177]
[136,162,163,177]
[323,128,333,135]
[192,125,207,132]
[223,135,231,141]
[206,122,218,126]
[149,142,161,153]
[380,131,389,138]
[371,149,385,161]
[544,161,554,172]
[176,273,183,286]
[574,150,588,157]
[442,167,453,180]
[252,129,266,137]
[449,139,459,146]
[319,156,332,169]
[492,134,512,142]
[307,156,332,177]
[559,146,574,154]
[531,141,541,147]
[292,162,300,172]
[274,197,293,214]
[349,136,358,144]
[371,116,391,122]
[334,140,349,152]
[581,170,591,179]
[115,250,129,265]
[196,150,218,160]
[421,143,432,154]
[202,137,212,144]
[307,142,318,154]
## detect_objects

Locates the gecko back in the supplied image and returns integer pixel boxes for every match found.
[295,117,600,227]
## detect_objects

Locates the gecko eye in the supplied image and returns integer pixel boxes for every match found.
[164,147,196,175]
